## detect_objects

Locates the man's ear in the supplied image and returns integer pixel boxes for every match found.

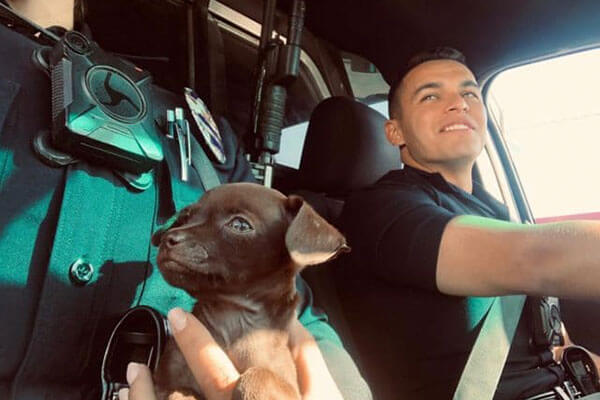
[284,195,350,269]
[385,119,405,147]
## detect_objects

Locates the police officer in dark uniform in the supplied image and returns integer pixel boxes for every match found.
[0,1,371,399]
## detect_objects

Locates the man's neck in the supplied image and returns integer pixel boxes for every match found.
[7,0,74,30]
[403,157,474,193]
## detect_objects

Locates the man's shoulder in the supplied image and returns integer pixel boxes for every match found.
[340,168,442,240]
[0,22,44,56]
[0,24,44,81]
[346,169,437,208]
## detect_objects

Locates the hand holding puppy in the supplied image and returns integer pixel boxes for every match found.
[288,318,344,400]
[119,308,343,400]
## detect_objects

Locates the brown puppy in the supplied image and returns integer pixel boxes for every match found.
[151,182,349,400]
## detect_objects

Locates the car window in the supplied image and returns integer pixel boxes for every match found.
[487,49,600,223]
[277,122,309,169]
[341,51,389,100]
[476,145,504,203]
[276,51,390,169]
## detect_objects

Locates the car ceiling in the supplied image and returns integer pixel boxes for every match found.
[274,0,600,83]
[87,0,600,86]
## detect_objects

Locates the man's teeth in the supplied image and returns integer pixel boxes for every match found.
[442,124,470,132]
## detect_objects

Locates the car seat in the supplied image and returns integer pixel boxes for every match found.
[295,96,400,222]
[292,95,401,362]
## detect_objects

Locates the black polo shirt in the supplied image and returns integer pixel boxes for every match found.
[336,165,562,399]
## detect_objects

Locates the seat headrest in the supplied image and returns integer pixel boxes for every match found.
[298,96,401,194]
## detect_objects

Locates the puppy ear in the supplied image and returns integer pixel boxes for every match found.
[285,195,350,268]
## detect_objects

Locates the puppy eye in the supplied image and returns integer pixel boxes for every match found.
[226,216,253,233]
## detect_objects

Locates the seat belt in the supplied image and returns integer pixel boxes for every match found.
[189,133,220,191]
[453,295,527,400]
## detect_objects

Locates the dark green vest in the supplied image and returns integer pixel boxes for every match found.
[0,22,359,400]
[0,23,237,398]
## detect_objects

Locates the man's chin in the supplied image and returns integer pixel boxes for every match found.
[444,142,484,162]
[427,152,479,170]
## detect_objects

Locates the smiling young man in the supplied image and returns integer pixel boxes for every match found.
[384,50,486,193]
[337,47,600,399]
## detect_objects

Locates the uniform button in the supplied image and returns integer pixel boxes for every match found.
[69,258,94,285]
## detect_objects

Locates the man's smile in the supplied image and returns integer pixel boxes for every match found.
[439,119,475,133]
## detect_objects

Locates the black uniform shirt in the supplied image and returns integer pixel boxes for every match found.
[337,165,562,399]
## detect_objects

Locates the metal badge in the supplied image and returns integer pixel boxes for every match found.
[183,87,226,164]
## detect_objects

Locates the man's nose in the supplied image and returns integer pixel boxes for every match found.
[446,93,469,113]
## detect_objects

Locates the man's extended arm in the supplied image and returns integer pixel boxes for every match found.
[437,215,600,298]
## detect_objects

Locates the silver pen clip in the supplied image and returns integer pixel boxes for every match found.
[166,109,175,139]
[184,119,192,166]
[174,107,189,182]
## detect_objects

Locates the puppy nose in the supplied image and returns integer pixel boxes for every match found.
[163,231,187,248]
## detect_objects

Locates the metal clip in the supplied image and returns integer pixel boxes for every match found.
[554,385,573,400]
[166,109,175,139]
[172,108,194,182]
[174,108,189,182]
[184,119,192,166]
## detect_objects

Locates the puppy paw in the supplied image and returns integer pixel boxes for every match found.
[167,391,203,400]
[233,366,300,400]
[154,387,204,400]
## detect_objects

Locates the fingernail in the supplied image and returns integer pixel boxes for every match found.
[118,388,129,400]
[126,362,140,385]
[168,307,187,332]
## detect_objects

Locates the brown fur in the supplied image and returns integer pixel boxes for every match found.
[151,182,349,399]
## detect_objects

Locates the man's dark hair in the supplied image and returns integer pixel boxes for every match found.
[387,47,467,119]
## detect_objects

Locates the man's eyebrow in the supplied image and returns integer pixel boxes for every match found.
[461,79,479,88]
[412,79,480,100]
[412,82,441,99]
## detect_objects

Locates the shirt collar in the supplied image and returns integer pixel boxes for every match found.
[382,165,511,221]
[401,164,459,193]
